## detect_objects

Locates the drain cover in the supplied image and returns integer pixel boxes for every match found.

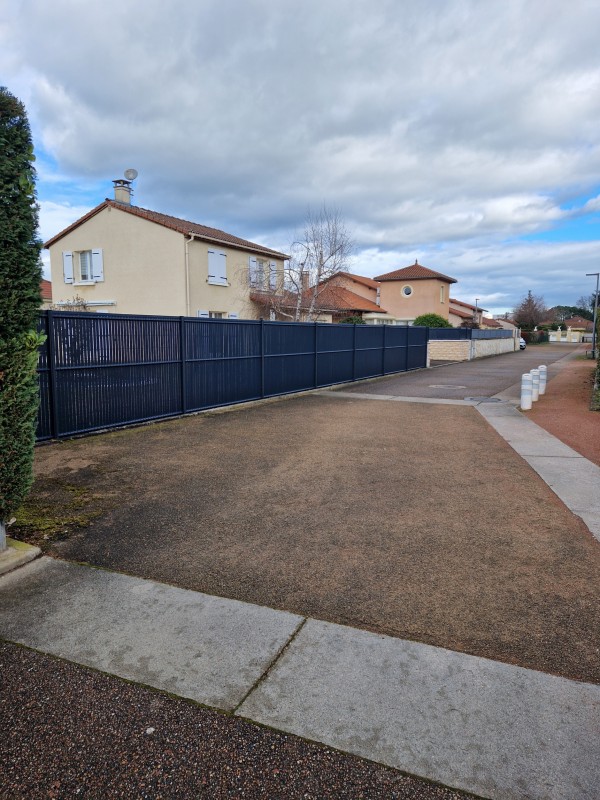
[464,396,503,403]
[428,385,467,389]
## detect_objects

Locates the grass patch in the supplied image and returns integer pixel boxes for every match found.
[11,482,103,551]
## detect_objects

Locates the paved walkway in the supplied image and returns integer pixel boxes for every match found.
[1,557,598,800]
[2,345,599,799]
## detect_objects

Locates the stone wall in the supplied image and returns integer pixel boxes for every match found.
[429,335,516,363]
[471,337,517,359]
[428,340,470,363]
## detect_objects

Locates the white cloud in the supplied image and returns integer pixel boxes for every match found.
[2,0,600,308]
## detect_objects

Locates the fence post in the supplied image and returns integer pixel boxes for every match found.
[260,318,265,398]
[46,310,60,439]
[314,321,318,388]
[179,316,187,414]
[352,323,357,381]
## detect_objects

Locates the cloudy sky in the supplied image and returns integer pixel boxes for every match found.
[2,0,600,314]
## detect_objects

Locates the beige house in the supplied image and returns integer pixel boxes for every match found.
[45,181,289,319]
[373,262,457,324]
[449,297,485,327]
[299,262,457,325]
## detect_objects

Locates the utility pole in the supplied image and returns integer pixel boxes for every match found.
[586,272,599,359]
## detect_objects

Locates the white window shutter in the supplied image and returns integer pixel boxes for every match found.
[63,251,73,283]
[208,250,227,285]
[217,251,227,284]
[197,309,209,318]
[229,312,238,319]
[91,249,104,281]
[269,261,277,289]
[249,256,258,284]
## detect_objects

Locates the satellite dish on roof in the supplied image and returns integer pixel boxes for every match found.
[124,168,138,181]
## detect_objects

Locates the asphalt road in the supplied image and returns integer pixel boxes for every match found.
[340,343,582,400]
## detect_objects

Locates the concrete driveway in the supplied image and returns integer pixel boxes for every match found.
[19,346,600,685]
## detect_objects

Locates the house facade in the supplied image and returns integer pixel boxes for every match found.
[373,262,457,324]
[294,262,457,325]
[45,181,289,319]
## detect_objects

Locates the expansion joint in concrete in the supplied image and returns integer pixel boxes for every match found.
[232,616,308,715]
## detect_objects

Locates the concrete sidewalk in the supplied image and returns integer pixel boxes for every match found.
[1,557,599,800]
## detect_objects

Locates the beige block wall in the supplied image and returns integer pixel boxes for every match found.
[471,337,517,358]
[49,207,187,315]
[428,340,470,362]
[428,336,516,362]
[380,279,450,320]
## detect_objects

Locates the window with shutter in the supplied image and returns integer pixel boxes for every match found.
[208,250,227,285]
[269,261,277,290]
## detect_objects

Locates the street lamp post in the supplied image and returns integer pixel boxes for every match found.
[474,298,479,325]
[586,272,599,359]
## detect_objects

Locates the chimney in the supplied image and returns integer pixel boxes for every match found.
[301,272,310,292]
[113,179,132,205]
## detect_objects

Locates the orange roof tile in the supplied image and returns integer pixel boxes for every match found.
[40,278,52,300]
[44,200,289,260]
[375,260,456,284]
[306,284,385,313]
[449,307,474,320]
[450,297,488,312]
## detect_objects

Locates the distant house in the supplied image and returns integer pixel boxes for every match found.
[449,298,486,327]
[493,317,519,332]
[548,316,594,343]
[40,278,52,309]
[373,262,457,324]
[44,180,289,319]
[480,316,503,329]
[253,263,458,325]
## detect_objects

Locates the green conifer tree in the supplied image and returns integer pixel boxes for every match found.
[0,87,43,550]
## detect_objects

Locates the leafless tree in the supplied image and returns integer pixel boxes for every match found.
[252,206,354,322]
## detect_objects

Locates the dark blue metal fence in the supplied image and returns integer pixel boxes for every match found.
[429,327,512,340]
[36,312,429,440]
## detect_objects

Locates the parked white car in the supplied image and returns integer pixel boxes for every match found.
[519,337,527,350]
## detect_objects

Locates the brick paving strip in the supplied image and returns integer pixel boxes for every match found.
[1,557,599,800]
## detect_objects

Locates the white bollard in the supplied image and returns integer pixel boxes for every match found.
[531,368,540,402]
[521,373,533,410]
[538,365,547,395]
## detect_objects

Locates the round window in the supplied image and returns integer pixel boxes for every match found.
[402,285,413,297]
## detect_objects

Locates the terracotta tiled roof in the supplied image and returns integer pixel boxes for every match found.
[305,285,385,313]
[375,260,456,284]
[449,307,474,320]
[480,317,502,328]
[44,200,289,259]
[450,297,488,313]
[40,278,52,300]
[563,316,593,330]
[250,285,386,315]
[324,271,380,290]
